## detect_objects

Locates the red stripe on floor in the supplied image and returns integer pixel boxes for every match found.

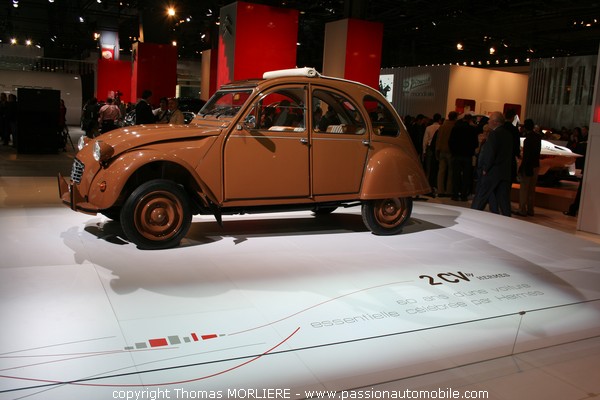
[149,338,168,347]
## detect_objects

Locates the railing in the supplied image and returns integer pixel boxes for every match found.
[0,55,95,75]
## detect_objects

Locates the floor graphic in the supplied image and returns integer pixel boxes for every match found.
[1,204,599,399]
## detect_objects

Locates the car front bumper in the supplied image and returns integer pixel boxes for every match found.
[57,173,99,215]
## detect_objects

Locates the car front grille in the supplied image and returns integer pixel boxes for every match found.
[71,158,84,184]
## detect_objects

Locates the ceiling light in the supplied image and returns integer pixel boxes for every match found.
[167,7,176,16]
[79,16,85,23]
[489,46,496,55]
[456,42,464,50]
[172,41,177,46]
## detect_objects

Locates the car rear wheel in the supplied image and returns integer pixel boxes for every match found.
[361,197,412,235]
[121,179,191,249]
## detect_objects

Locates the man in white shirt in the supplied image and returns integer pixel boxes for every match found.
[98,97,121,133]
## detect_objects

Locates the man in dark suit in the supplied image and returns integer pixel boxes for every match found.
[135,89,154,125]
[471,111,514,216]
[449,113,479,201]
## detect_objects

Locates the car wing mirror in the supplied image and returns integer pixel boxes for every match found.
[243,114,257,130]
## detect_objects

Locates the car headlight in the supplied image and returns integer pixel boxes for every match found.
[93,140,114,163]
[77,135,90,151]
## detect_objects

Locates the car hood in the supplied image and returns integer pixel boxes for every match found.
[94,123,224,156]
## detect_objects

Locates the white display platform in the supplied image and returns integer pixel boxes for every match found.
[1,202,599,399]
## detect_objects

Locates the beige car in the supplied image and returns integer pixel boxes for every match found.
[58,68,430,249]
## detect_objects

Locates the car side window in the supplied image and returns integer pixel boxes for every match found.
[363,95,400,137]
[254,88,306,132]
[312,89,365,134]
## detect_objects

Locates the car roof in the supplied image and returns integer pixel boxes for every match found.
[219,68,375,93]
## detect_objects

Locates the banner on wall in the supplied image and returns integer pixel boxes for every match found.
[379,74,394,103]
[101,46,115,60]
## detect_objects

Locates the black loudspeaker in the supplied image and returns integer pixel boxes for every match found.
[17,88,60,154]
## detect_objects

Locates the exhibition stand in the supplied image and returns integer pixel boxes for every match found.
[1,202,598,399]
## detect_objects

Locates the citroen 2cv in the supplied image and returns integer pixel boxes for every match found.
[58,68,430,249]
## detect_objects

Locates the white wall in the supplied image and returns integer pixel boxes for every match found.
[0,70,82,126]
[447,66,529,117]
[382,65,528,120]
[323,19,349,79]
[577,46,600,235]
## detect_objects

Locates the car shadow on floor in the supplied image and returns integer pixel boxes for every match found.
[82,210,458,249]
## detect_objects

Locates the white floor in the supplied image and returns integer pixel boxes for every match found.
[1,198,599,400]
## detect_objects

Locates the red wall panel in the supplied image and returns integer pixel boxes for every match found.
[344,19,383,90]
[131,42,177,107]
[217,1,298,88]
[97,58,131,103]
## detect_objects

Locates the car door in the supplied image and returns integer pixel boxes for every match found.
[310,87,370,196]
[223,86,309,201]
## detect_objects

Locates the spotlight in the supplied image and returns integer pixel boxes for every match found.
[489,46,496,55]
[456,42,464,51]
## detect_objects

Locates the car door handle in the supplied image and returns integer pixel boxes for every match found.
[362,139,370,146]
[300,138,309,144]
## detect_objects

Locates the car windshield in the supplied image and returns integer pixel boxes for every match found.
[199,89,253,118]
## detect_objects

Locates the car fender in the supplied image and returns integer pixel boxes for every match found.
[360,144,430,199]
[86,149,217,210]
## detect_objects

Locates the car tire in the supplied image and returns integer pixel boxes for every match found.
[361,197,412,235]
[120,179,192,250]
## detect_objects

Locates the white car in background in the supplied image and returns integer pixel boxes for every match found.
[520,137,582,181]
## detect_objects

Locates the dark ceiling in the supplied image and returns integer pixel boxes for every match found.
[2,0,599,68]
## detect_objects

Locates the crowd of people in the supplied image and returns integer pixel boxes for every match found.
[81,90,185,138]
[405,111,589,218]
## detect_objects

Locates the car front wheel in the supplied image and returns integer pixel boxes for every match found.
[121,179,192,249]
[361,197,413,235]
